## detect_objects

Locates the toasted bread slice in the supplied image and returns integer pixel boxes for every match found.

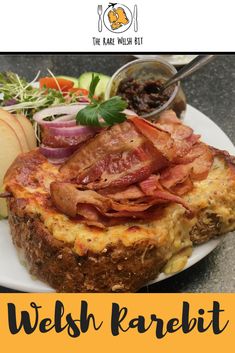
[4,150,235,292]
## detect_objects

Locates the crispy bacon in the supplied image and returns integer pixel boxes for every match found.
[60,113,199,190]
[129,112,198,161]
[156,111,193,140]
[171,177,193,196]
[129,116,176,160]
[75,205,166,228]
[50,180,194,226]
[189,143,213,180]
[51,182,163,215]
[159,143,213,189]
[175,142,208,164]
[50,183,108,217]
[160,164,191,190]
[102,185,145,200]
[157,110,181,124]
[79,142,168,189]
[158,111,202,160]
[159,164,194,196]
[139,174,193,214]
[60,121,141,179]
[186,133,201,146]
[49,111,216,227]
[60,120,168,189]
[139,174,163,195]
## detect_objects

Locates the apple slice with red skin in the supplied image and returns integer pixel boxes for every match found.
[16,114,37,150]
[0,108,29,152]
[0,119,23,217]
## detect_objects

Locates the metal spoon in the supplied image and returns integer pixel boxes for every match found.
[162,55,215,91]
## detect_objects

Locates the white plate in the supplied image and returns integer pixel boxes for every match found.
[134,55,197,66]
[0,104,234,292]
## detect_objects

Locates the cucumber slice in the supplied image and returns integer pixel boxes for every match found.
[56,76,79,88]
[77,72,111,98]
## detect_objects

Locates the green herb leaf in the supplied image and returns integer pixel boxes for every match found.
[76,104,100,127]
[99,96,127,124]
[88,74,100,100]
[76,96,128,127]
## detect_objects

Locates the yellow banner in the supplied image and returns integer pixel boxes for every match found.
[0,294,233,353]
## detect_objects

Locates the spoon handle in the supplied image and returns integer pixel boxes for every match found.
[163,55,215,90]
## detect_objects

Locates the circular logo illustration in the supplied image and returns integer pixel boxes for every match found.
[103,3,133,33]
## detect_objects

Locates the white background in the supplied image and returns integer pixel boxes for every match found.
[1,0,235,52]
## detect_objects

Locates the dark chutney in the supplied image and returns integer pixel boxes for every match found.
[117,77,175,116]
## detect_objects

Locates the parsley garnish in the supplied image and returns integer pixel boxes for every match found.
[88,73,100,100]
[76,74,128,127]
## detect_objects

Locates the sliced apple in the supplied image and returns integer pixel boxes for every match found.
[0,119,22,217]
[0,201,7,218]
[0,108,29,152]
[16,114,37,150]
[0,187,8,218]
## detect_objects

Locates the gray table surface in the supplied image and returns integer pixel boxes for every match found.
[0,54,234,293]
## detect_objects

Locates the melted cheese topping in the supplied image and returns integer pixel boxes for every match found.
[186,158,235,233]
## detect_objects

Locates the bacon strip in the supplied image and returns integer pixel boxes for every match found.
[50,180,194,226]
[139,174,164,195]
[60,113,203,191]
[129,113,198,161]
[139,174,193,214]
[102,185,145,201]
[160,164,191,190]
[81,142,168,190]
[157,110,182,124]
[60,121,142,179]
[160,124,193,141]
[60,120,168,189]
[171,177,193,196]
[129,116,176,160]
[175,142,209,164]
[50,111,216,227]
[189,143,213,180]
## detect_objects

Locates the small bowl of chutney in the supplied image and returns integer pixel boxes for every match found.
[105,57,187,120]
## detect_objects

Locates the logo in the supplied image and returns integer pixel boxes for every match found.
[94,3,142,47]
[97,3,138,33]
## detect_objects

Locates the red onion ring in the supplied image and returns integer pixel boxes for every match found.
[39,144,79,160]
[33,104,88,127]
[53,114,76,122]
[46,125,98,138]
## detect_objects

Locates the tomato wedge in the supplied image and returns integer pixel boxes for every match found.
[39,77,74,91]
[68,88,89,96]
